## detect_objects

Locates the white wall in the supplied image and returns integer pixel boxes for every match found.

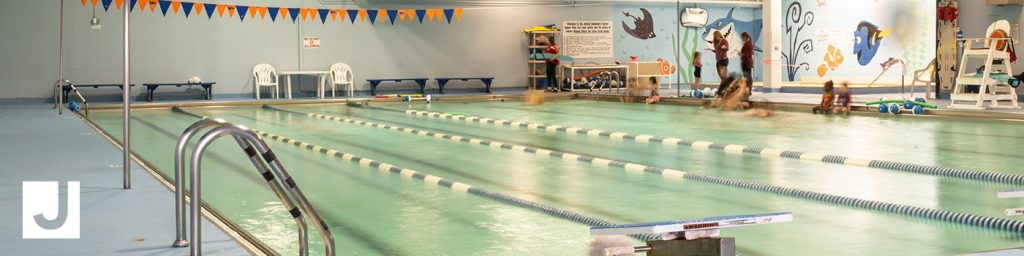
[0,1,613,100]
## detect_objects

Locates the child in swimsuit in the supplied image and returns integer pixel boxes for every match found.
[813,80,835,114]
[833,81,852,115]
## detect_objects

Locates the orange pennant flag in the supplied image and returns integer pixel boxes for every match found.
[329,10,338,21]
[193,2,204,14]
[81,0,86,6]
[137,0,148,11]
[454,8,463,21]
[308,8,318,21]
[426,9,437,22]
[91,0,98,7]
[279,8,287,21]
[249,6,258,18]
[397,10,406,22]
[358,9,367,22]
[115,0,123,9]
[299,8,309,21]
[227,5,236,17]
[148,0,158,13]
[257,6,267,19]
[338,9,347,22]
[171,1,181,14]
[216,4,226,17]
[377,9,387,23]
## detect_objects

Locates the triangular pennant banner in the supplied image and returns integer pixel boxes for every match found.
[329,10,338,21]
[426,9,437,22]
[81,0,87,6]
[288,8,300,22]
[91,0,98,7]
[170,1,180,14]
[387,9,398,24]
[366,9,378,24]
[115,0,123,10]
[129,0,137,11]
[267,7,279,21]
[102,0,113,11]
[204,3,216,18]
[227,5,235,17]
[443,9,454,23]
[299,8,309,21]
[278,7,287,21]
[454,8,463,21]
[337,9,346,22]
[358,9,367,22]
[148,0,157,12]
[397,10,407,22]
[254,6,264,19]
[181,2,193,17]
[236,5,248,21]
[318,9,329,24]
[346,9,358,23]
[215,4,225,17]
[158,0,171,16]
[193,2,203,15]
[415,9,426,23]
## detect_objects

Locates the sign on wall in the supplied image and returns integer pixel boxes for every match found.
[303,37,321,49]
[562,21,614,59]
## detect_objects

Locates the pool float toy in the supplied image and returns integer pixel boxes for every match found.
[866,99,937,109]
[522,25,558,33]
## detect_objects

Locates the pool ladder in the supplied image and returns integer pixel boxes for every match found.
[172,119,335,256]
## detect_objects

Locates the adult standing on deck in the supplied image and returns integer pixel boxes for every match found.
[711,31,729,82]
[538,35,561,92]
[740,32,755,90]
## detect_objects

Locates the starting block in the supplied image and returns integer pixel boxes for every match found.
[591,212,792,256]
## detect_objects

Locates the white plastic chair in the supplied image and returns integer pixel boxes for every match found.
[252,64,279,100]
[328,63,355,98]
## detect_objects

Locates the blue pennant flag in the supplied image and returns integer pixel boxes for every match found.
[101,0,113,11]
[443,9,454,23]
[204,3,216,19]
[181,2,193,17]
[387,9,398,25]
[318,9,329,24]
[367,9,378,24]
[237,6,249,21]
[288,8,300,23]
[130,0,137,12]
[415,9,426,23]
[267,7,279,21]
[346,9,358,23]
[158,0,171,16]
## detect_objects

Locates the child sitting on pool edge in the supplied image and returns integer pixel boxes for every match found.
[645,77,660,104]
[812,80,835,114]
[833,81,852,115]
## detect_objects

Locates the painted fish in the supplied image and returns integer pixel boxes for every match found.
[702,8,763,58]
[853,21,889,66]
[622,8,656,40]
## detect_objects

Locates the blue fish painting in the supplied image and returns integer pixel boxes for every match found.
[622,8,656,40]
[702,8,763,58]
[853,21,889,66]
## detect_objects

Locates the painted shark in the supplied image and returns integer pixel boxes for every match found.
[702,8,763,58]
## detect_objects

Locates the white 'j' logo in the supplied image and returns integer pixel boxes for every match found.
[22,181,80,239]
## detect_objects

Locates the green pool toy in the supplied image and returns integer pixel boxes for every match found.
[865,99,938,109]
[530,53,574,62]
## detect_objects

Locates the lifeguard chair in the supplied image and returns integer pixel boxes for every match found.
[949,20,1018,109]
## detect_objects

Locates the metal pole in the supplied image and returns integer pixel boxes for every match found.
[676,0,681,97]
[58,0,64,115]
[122,2,131,189]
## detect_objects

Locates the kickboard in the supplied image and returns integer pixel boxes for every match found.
[530,53,574,62]
[590,212,792,236]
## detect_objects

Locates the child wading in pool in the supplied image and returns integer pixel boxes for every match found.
[813,80,836,114]
[833,81,852,115]
[646,77,661,104]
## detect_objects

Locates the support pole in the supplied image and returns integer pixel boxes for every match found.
[122,1,132,189]
[57,0,64,115]
[762,0,782,93]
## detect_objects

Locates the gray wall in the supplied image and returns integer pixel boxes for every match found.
[0,1,612,100]
[957,1,1023,73]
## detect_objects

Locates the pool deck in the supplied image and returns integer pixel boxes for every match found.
[0,103,249,255]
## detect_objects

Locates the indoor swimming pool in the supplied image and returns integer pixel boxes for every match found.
[85,99,1024,255]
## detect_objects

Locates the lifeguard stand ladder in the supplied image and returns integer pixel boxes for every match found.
[949,20,1018,110]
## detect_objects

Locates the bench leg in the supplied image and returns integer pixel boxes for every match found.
[482,79,493,93]
[437,80,448,94]
[370,82,379,96]
[416,80,427,96]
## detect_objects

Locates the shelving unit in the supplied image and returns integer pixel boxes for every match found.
[526,30,560,90]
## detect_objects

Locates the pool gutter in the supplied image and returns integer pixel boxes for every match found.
[74,111,280,256]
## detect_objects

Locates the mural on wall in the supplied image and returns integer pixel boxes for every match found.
[852,21,888,66]
[816,44,844,77]
[622,8,657,40]
[701,8,764,58]
[781,1,815,81]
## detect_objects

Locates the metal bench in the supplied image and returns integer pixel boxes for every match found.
[434,77,494,94]
[143,82,215,102]
[366,78,428,96]
[60,83,136,101]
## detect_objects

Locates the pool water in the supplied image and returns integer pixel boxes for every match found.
[87,99,1024,255]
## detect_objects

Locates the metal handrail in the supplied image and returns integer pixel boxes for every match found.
[54,80,89,116]
[175,120,335,255]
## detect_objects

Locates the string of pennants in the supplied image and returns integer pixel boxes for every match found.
[82,0,464,24]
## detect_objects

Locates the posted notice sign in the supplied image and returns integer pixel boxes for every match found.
[303,37,320,49]
[561,21,613,59]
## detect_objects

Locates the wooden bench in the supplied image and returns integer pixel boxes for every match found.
[143,82,215,102]
[366,78,428,96]
[434,77,495,94]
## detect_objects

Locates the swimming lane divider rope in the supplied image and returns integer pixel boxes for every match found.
[272,105,1024,233]
[372,106,1024,185]
[170,107,661,241]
